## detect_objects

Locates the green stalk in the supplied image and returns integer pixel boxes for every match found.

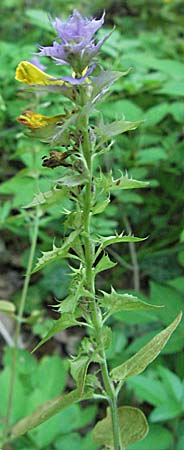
[3,146,40,443]
[81,106,123,450]
[3,207,39,442]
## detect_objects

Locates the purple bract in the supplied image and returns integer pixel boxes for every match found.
[37,9,110,73]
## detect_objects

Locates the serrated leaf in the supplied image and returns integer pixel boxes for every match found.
[97,233,146,254]
[96,172,149,191]
[111,312,182,381]
[24,186,67,209]
[33,314,79,352]
[57,295,77,314]
[91,69,130,101]
[58,276,87,314]
[96,118,142,140]
[33,230,79,273]
[100,288,164,315]
[93,406,148,447]
[0,300,15,315]
[95,254,117,275]
[10,387,93,440]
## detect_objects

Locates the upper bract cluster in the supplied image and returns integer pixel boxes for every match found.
[37,9,108,73]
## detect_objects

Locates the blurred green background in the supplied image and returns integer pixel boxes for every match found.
[0,0,184,449]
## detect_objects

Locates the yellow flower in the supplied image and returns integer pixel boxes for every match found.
[15,61,65,86]
[17,110,66,130]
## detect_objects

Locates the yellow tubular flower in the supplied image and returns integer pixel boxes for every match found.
[17,110,66,130]
[15,61,65,86]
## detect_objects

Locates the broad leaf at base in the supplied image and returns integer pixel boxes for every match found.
[93,406,148,448]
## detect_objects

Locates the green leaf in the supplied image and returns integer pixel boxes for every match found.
[93,406,148,447]
[144,103,170,126]
[0,300,15,315]
[97,233,146,254]
[137,147,167,165]
[150,282,184,325]
[100,288,164,315]
[158,81,184,97]
[25,8,53,31]
[127,374,169,407]
[92,197,110,214]
[170,102,184,122]
[33,314,79,352]
[96,171,149,191]
[70,356,91,393]
[100,99,143,121]
[57,294,78,314]
[33,230,79,273]
[96,118,141,140]
[10,387,92,441]
[91,69,129,100]
[95,254,117,275]
[150,402,183,422]
[128,424,173,450]
[58,275,89,314]
[157,366,183,402]
[111,312,182,381]
[24,186,68,209]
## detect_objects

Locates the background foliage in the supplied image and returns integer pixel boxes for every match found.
[0,0,184,449]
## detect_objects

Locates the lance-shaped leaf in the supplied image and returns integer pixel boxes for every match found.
[33,229,79,273]
[100,287,164,316]
[24,186,68,209]
[58,275,87,314]
[33,313,80,352]
[96,233,146,257]
[93,406,148,448]
[91,69,130,102]
[96,171,149,192]
[57,294,78,314]
[95,117,142,143]
[10,387,93,441]
[111,312,182,381]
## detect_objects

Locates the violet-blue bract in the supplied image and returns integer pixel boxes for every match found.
[37,9,110,73]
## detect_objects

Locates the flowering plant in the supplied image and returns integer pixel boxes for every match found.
[2,9,181,450]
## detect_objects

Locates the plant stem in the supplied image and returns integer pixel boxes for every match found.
[3,207,39,442]
[81,110,123,450]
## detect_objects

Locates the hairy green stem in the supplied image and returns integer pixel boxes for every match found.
[3,207,39,442]
[81,109,122,450]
